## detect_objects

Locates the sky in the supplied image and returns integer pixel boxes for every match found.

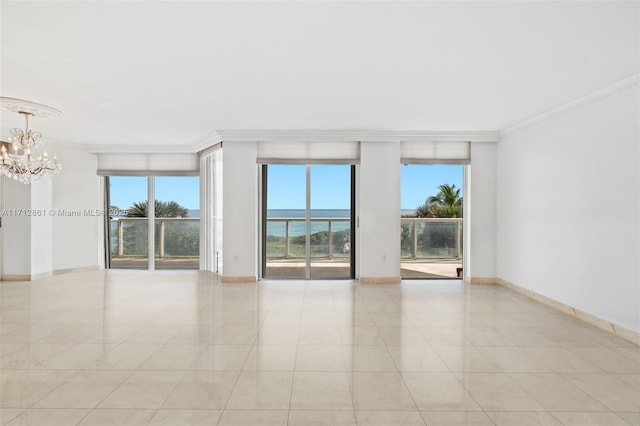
[267,165,352,210]
[109,176,200,210]
[267,164,463,210]
[109,165,463,211]
[400,165,463,210]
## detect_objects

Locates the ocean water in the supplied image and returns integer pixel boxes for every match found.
[267,209,417,218]
[267,210,350,237]
[265,209,417,237]
[268,209,350,218]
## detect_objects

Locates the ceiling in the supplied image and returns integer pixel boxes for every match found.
[1,1,638,150]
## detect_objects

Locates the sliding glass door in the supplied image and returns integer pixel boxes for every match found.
[154,176,200,270]
[400,164,464,279]
[309,165,352,279]
[108,176,148,269]
[263,164,354,279]
[264,165,307,278]
[107,175,200,270]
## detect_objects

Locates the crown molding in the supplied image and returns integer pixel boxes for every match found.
[84,130,222,154]
[191,130,223,153]
[81,130,500,154]
[216,130,500,143]
[84,143,196,154]
[501,73,640,136]
[83,130,500,154]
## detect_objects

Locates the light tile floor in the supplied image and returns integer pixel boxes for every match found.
[1,270,639,425]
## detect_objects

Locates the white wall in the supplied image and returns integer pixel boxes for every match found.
[218,138,492,282]
[2,178,33,277]
[30,179,53,275]
[468,143,497,279]
[497,84,640,333]
[222,141,257,279]
[1,178,54,278]
[52,143,102,272]
[359,141,401,280]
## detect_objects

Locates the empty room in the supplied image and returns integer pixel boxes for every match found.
[0,1,638,425]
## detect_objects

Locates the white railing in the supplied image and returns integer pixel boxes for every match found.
[110,216,461,260]
[266,218,351,259]
[265,217,463,260]
[110,217,199,258]
[401,217,462,259]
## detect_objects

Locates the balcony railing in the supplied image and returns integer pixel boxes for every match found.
[110,217,199,258]
[266,218,351,259]
[401,218,462,259]
[266,217,463,260]
[110,217,461,261]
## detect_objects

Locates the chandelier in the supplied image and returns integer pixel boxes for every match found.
[0,97,62,184]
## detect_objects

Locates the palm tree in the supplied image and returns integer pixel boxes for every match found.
[428,184,462,208]
[415,184,463,218]
[415,202,431,218]
[126,200,189,218]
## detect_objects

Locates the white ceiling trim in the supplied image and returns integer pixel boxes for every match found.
[501,73,640,136]
[217,130,500,143]
[84,129,499,154]
[85,130,223,154]
[83,68,640,156]
[191,131,223,153]
[84,144,200,154]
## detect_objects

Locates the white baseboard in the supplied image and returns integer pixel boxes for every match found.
[495,277,640,346]
[221,276,257,283]
[1,271,53,281]
[54,265,99,275]
[467,276,498,284]
[360,276,401,284]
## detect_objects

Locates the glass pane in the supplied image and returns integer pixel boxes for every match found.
[310,221,329,258]
[416,221,457,257]
[154,176,200,270]
[330,220,351,259]
[400,220,415,258]
[265,165,306,278]
[287,220,307,258]
[400,165,463,278]
[309,165,351,279]
[109,176,148,269]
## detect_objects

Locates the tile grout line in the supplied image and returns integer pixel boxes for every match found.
[286,283,309,425]
[213,282,267,425]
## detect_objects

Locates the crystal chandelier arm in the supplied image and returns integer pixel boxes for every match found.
[1,99,62,184]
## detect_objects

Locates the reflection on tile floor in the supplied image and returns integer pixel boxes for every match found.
[1,270,639,425]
